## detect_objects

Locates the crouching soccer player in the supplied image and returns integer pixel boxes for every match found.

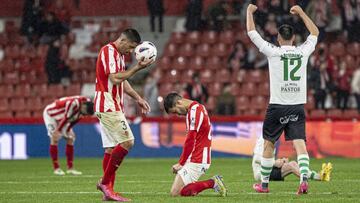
[43,96,94,175]
[252,136,333,182]
[163,93,227,197]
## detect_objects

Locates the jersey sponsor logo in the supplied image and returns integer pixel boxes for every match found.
[279,114,299,124]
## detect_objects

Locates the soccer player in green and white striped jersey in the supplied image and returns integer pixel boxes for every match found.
[246,4,319,194]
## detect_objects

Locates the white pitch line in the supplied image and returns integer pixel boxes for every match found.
[0,180,172,184]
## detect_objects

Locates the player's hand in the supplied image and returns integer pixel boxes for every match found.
[137,57,154,69]
[137,98,151,114]
[247,4,258,14]
[290,5,304,16]
[172,163,182,174]
[282,158,289,163]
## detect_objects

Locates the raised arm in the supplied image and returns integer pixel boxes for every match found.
[246,4,258,32]
[290,5,319,36]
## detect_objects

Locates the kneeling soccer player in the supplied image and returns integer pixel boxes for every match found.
[252,136,333,182]
[43,96,94,175]
[163,93,227,197]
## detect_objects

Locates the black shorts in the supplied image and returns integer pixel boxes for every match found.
[263,104,306,143]
[269,167,284,181]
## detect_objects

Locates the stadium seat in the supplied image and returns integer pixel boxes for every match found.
[309,109,326,120]
[172,56,188,70]
[10,98,26,111]
[206,96,216,113]
[162,70,181,83]
[3,72,19,85]
[26,98,43,111]
[243,109,259,116]
[230,83,241,96]
[329,42,345,57]
[208,83,222,97]
[215,69,231,83]
[0,111,13,118]
[186,31,201,44]
[219,30,234,44]
[345,54,356,69]
[65,84,81,96]
[251,96,268,110]
[327,109,343,120]
[343,109,359,120]
[211,43,228,57]
[159,83,173,97]
[14,84,31,98]
[236,96,250,110]
[244,70,265,83]
[189,56,205,70]
[196,43,211,57]
[170,32,185,44]
[163,43,178,57]
[14,110,31,118]
[0,85,14,98]
[305,94,315,110]
[179,43,194,57]
[231,69,247,83]
[157,57,172,70]
[0,99,9,112]
[205,57,223,70]
[199,69,213,84]
[32,110,44,118]
[180,69,195,84]
[0,59,15,73]
[257,82,270,96]
[346,42,359,57]
[32,84,48,98]
[201,31,218,44]
[240,82,257,97]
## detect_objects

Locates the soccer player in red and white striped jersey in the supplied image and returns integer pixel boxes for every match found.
[163,93,227,197]
[94,28,153,202]
[43,96,94,176]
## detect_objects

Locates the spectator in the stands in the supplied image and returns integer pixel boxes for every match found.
[48,0,72,27]
[352,65,360,113]
[341,0,360,42]
[45,39,72,84]
[39,12,69,44]
[309,59,331,110]
[306,0,330,42]
[228,40,252,71]
[207,0,228,32]
[144,72,161,116]
[185,0,203,31]
[20,0,44,43]
[147,0,164,35]
[335,61,352,110]
[185,72,208,104]
[215,83,235,115]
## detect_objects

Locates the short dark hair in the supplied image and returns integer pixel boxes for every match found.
[163,93,182,114]
[84,101,94,115]
[278,24,294,40]
[122,28,141,43]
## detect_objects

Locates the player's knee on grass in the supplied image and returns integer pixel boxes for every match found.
[119,139,134,150]
[170,187,181,197]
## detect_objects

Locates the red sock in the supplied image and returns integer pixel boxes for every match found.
[102,153,116,186]
[66,144,74,169]
[102,145,128,185]
[180,179,215,196]
[49,145,59,169]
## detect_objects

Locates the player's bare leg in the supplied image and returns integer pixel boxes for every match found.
[97,140,134,201]
[253,140,274,193]
[281,161,300,178]
[170,174,185,197]
[49,134,64,176]
[293,139,309,194]
[64,137,82,175]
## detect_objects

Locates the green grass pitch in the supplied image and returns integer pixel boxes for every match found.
[0,158,359,202]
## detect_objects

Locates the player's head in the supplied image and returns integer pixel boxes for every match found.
[80,101,94,115]
[277,24,295,45]
[164,92,187,115]
[118,28,141,54]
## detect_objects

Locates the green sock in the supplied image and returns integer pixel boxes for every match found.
[309,170,320,180]
[297,154,310,183]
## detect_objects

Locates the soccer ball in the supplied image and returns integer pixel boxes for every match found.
[134,41,157,61]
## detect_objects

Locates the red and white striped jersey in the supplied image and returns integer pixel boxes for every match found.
[45,96,89,132]
[94,43,125,113]
[179,101,212,165]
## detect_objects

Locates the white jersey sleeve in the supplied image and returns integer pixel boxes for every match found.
[247,30,279,57]
[298,35,318,56]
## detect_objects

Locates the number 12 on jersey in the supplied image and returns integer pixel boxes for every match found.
[281,57,302,81]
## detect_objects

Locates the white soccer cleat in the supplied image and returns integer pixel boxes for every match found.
[212,175,227,197]
[54,168,65,176]
[66,169,83,175]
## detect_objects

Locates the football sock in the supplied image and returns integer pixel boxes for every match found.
[102,145,128,185]
[102,152,116,187]
[65,144,74,169]
[309,170,320,180]
[298,154,310,183]
[260,157,275,188]
[49,145,59,169]
[180,179,215,196]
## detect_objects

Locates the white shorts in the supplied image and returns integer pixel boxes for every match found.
[252,154,261,181]
[95,111,134,148]
[43,108,73,139]
[177,162,210,185]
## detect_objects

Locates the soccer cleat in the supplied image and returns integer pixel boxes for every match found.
[212,175,227,197]
[54,168,65,176]
[297,181,308,195]
[66,169,82,175]
[323,163,333,181]
[102,193,131,202]
[252,183,269,193]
